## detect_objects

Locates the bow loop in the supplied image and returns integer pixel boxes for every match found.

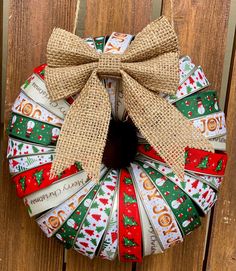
[46,16,214,182]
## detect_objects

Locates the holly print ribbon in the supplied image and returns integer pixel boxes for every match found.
[118,168,142,262]
[73,170,117,258]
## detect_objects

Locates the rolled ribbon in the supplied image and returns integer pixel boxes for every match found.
[118,168,142,262]
[7,137,55,158]
[131,163,183,250]
[138,144,227,177]
[23,170,88,216]
[36,178,97,237]
[137,161,201,235]
[139,159,216,213]
[9,153,55,174]
[191,111,226,139]
[45,16,214,182]
[98,192,118,260]
[176,90,220,119]
[13,162,82,198]
[7,113,61,146]
[73,170,117,258]
[166,66,209,103]
[22,70,70,119]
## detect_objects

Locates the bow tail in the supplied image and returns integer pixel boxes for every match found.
[50,71,111,181]
[122,72,214,180]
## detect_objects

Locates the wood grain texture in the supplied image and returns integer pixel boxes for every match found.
[206,33,236,271]
[136,1,231,270]
[0,1,77,270]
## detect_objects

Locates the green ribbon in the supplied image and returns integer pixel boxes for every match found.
[7,113,60,146]
[176,90,220,119]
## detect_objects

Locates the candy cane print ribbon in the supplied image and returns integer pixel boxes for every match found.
[54,179,103,248]
[9,153,55,174]
[191,111,226,139]
[130,163,183,250]
[134,184,163,256]
[7,137,55,158]
[13,162,82,198]
[166,66,209,103]
[137,144,227,177]
[8,113,61,146]
[139,159,217,214]
[23,170,88,217]
[118,168,142,262]
[22,71,70,119]
[12,91,63,126]
[99,192,118,260]
[137,161,201,235]
[73,170,117,258]
[36,178,97,237]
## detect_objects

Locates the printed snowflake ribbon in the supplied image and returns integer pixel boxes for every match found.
[45,16,213,182]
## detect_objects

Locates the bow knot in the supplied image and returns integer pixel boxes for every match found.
[46,16,214,182]
[98,54,122,77]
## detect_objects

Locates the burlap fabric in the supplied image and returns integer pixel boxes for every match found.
[45,16,214,181]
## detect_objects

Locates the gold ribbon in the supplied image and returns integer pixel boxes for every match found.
[45,16,214,181]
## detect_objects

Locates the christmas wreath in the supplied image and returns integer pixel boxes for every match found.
[7,16,227,262]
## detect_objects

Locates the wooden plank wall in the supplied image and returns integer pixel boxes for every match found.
[0,0,235,271]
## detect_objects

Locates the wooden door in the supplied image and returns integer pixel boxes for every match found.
[0,1,235,270]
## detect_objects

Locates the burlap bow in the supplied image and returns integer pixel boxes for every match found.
[45,16,214,181]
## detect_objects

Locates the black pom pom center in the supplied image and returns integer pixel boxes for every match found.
[102,119,138,169]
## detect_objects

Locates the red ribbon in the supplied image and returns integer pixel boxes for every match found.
[138,144,227,176]
[13,162,82,198]
[118,168,142,262]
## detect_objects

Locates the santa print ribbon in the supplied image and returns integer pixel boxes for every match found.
[138,144,227,177]
[118,168,142,262]
[13,162,82,198]
[73,170,117,258]
[8,113,61,146]
[45,16,214,182]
